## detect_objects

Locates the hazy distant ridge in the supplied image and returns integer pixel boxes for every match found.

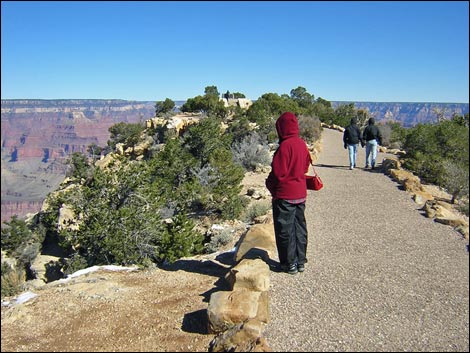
[2,99,468,128]
[332,101,469,127]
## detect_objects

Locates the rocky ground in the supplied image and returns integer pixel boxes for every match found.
[1,264,232,352]
[1,171,269,352]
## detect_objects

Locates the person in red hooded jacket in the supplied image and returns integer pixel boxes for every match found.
[265,112,312,275]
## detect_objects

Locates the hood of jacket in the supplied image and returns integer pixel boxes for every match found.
[276,112,299,141]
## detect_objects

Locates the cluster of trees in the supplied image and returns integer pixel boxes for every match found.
[400,115,469,208]
[2,85,468,298]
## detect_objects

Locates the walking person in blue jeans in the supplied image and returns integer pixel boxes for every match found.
[362,117,383,169]
[343,117,362,170]
[266,112,312,275]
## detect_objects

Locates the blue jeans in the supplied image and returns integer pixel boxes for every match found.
[347,144,358,168]
[365,139,378,167]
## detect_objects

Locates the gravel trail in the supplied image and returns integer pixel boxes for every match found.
[263,128,469,352]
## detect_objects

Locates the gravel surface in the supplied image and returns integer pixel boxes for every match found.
[263,128,469,352]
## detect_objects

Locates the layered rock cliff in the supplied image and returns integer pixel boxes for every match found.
[333,101,469,127]
[1,99,155,223]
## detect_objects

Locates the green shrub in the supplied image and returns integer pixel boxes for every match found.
[402,118,469,193]
[66,152,94,179]
[298,115,322,144]
[62,253,89,275]
[108,122,146,151]
[226,116,256,144]
[207,148,245,219]
[1,262,24,298]
[243,201,271,223]
[441,159,469,204]
[384,121,407,148]
[155,98,175,117]
[205,229,233,254]
[231,132,271,171]
[159,213,204,263]
[1,216,35,257]
[17,243,41,268]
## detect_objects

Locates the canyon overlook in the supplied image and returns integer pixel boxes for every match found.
[1,99,468,224]
[1,100,155,223]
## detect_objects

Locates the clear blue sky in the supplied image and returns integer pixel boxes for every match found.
[1,1,469,103]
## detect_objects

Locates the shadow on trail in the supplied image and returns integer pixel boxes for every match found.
[362,166,385,173]
[315,163,388,173]
[314,163,349,169]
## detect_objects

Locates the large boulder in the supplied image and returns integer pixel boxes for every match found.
[225,258,270,292]
[207,289,269,333]
[234,224,276,263]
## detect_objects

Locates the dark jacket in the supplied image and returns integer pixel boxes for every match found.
[265,112,311,200]
[343,123,362,145]
[363,119,382,145]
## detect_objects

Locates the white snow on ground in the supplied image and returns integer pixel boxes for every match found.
[1,265,139,307]
[57,265,139,282]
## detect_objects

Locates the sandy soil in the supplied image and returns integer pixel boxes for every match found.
[1,172,268,352]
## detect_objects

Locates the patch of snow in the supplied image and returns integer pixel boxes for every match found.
[15,291,38,304]
[58,265,139,283]
[2,291,38,306]
[211,224,225,230]
[1,266,139,307]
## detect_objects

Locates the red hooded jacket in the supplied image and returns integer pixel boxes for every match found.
[265,112,312,200]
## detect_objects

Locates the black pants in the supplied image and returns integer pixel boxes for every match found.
[272,199,308,266]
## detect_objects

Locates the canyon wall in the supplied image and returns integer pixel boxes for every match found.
[333,101,469,127]
[1,99,155,223]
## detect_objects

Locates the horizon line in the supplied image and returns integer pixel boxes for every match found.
[1,98,469,105]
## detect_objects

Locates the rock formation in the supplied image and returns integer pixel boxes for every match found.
[1,99,155,223]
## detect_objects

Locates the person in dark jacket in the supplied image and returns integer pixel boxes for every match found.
[362,117,382,169]
[343,117,362,170]
[266,112,312,275]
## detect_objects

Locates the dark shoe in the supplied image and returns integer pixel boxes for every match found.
[297,264,305,272]
[287,263,298,275]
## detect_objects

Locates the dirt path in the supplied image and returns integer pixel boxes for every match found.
[264,128,469,351]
